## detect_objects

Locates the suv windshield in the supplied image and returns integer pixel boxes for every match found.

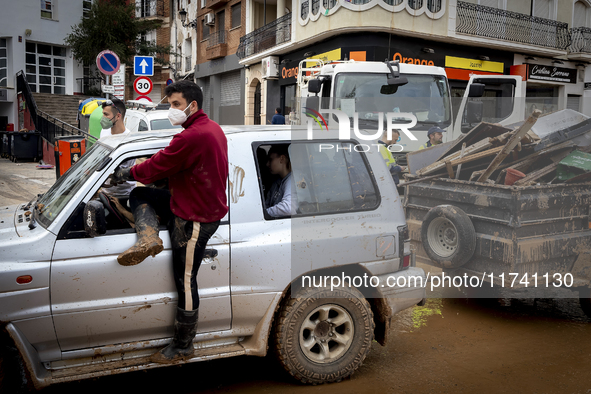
[333,73,451,128]
[36,142,113,227]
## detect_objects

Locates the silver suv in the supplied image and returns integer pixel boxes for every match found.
[0,126,425,391]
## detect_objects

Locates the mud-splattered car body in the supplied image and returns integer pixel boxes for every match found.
[0,126,425,389]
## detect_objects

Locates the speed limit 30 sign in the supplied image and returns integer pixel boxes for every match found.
[134,76,153,95]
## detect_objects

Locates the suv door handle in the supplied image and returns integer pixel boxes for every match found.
[204,249,218,259]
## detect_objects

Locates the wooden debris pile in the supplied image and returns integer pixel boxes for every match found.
[403,110,591,187]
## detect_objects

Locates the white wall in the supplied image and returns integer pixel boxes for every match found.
[0,0,86,125]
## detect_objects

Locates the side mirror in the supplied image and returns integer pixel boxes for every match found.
[308,79,322,94]
[83,200,107,237]
[305,96,320,113]
[468,83,485,98]
[465,100,483,124]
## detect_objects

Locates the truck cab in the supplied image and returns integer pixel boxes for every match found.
[296,60,453,164]
[453,75,526,136]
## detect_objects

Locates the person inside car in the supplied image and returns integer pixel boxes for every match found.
[265,144,296,217]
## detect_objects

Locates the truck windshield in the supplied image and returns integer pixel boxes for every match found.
[36,142,113,228]
[333,73,451,128]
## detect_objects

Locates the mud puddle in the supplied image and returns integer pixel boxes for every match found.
[43,297,591,394]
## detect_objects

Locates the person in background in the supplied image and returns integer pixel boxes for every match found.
[419,126,445,150]
[378,130,406,185]
[100,98,135,199]
[271,107,286,125]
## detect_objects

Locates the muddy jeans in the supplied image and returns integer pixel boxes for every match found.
[129,187,220,311]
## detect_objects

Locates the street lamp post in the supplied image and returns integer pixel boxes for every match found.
[179,9,197,29]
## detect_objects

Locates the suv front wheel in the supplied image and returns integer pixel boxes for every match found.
[273,285,375,384]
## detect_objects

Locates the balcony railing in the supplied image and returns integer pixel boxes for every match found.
[237,13,292,59]
[207,30,227,49]
[456,1,570,50]
[135,0,165,18]
[570,27,591,54]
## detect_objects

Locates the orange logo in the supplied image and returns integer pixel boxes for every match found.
[73,142,79,148]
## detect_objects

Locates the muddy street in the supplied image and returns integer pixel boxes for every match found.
[43,296,591,394]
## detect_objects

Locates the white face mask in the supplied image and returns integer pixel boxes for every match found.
[168,102,194,126]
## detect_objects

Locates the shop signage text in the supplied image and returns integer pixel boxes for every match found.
[528,64,577,84]
[393,52,434,66]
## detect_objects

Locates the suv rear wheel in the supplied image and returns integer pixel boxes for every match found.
[273,285,374,384]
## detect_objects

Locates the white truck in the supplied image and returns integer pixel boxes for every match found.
[295,62,580,164]
[294,59,454,164]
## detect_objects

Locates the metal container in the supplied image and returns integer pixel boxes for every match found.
[405,178,591,289]
[10,131,41,162]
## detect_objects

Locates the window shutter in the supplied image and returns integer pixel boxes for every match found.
[220,71,241,106]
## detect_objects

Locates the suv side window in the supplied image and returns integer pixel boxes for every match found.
[138,120,149,131]
[255,141,380,219]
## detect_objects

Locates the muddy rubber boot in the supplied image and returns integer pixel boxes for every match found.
[117,204,163,266]
[150,308,198,364]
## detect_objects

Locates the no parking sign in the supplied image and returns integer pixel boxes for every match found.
[96,50,120,75]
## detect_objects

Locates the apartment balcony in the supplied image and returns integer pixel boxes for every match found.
[456,1,570,51]
[207,0,230,10]
[568,27,591,60]
[135,0,165,19]
[206,30,228,60]
[236,13,291,59]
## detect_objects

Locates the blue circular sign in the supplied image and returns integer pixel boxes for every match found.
[166,79,173,86]
[96,50,121,75]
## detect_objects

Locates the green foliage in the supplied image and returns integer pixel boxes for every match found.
[65,0,174,66]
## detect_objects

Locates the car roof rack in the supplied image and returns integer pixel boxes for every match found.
[126,100,157,112]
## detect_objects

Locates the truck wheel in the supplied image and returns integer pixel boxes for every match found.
[421,205,476,269]
[579,288,591,318]
[273,285,374,384]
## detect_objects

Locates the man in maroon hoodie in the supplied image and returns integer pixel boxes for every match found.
[110,80,228,364]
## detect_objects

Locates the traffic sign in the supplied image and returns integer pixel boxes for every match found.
[134,56,154,76]
[166,78,173,86]
[136,95,153,103]
[96,50,121,75]
[134,77,153,95]
[101,84,115,94]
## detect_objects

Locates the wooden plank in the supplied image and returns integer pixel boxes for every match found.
[514,161,559,186]
[455,142,467,179]
[450,146,504,166]
[564,171,591,184]
[470,170,485,182]
[416,137,492,176]
[445,160,455,179]
[477,110,542,183]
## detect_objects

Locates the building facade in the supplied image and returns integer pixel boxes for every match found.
[125,0,174,104]
[236,0,591,125]
[172,0,246,124]
[0,0,89,130]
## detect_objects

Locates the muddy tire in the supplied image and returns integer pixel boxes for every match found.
[421,205,476,269]
[273,286,374,384]
[0,333,28,393]
[579,287,591,318]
